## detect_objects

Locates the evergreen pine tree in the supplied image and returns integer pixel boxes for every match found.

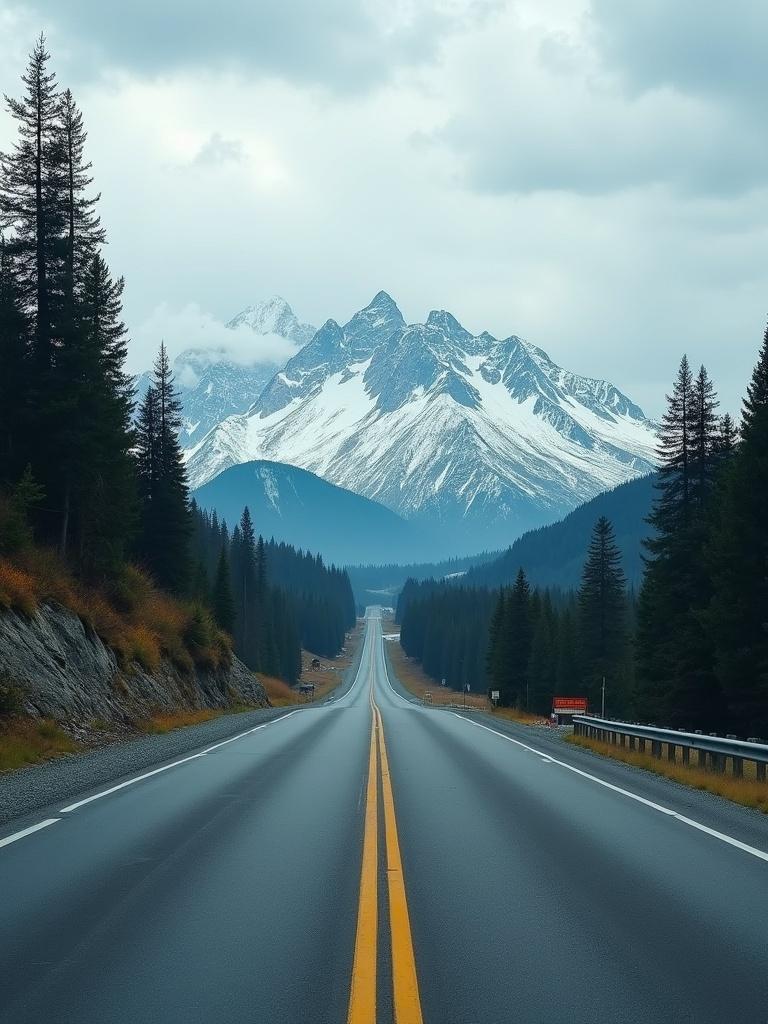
[713,413,738,459]
[0,239,30,483]
[636,357,723,727]
[486,589,507,697]
[528,590,558,714]
[135,343,190,592]
[213,545,236,634]
[503,569,532,707]
[0,35,63,370]
[706,328,768,735]
[577,517,627,715]
[61,254,135,572]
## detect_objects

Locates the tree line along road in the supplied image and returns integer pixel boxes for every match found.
[1,609,767,1022]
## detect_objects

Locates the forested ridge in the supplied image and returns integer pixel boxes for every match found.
[400,338,768,737]
[0,38,353,687]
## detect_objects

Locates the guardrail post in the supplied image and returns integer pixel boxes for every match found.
[681,746,690,766]
[732,756,744,778]
[757,762,766,782]
[709,735,725,773]
[651,740,662,758]
[628,736,636,751]
[667,743,676,763]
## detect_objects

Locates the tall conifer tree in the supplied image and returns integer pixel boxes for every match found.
[135,344,191,592]
[0,239,30,482]
[706,329,768,735]
[578,517,627,714]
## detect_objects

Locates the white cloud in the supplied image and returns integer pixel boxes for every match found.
[2,0,766,422]
[128,303,300,374]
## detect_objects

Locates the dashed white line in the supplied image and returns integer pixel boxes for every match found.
[59,710,301,814]
[452,713,768,865]
[0,818,60,849]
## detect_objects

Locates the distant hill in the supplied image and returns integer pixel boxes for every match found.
[463,473,657,591]
[193,460,426,567]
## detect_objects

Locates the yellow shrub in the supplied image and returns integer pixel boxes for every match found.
[0,549,229,680]
[0,561,39,616]
[128,625,162,672]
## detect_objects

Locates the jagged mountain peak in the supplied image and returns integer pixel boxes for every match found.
[344,291,405,341]
[226,296,316,346]
[185,292,658,553]
[425,309,472,342]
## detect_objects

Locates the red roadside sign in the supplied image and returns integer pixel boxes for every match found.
[553,696,588,714]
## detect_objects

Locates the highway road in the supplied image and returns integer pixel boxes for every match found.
[1,609,767,1022]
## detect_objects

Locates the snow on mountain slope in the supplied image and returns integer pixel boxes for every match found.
[136,297,316,446]
[186,292,657,551]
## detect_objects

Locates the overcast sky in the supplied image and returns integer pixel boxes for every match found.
[2,0,767,416]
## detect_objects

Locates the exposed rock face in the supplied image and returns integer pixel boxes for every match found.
[0,602,268,724]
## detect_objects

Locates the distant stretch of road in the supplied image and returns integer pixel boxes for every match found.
[1,609,767,1023]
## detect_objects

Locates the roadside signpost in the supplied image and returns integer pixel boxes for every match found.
[552,696,588,725]
[490,690,500,707]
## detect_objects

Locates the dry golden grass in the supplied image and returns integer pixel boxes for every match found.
[0,561,38,616]
[139,708,225,734]
[385,636,489,709]
[260,675,299,707]
[260,621,367,707]
[0,551,230,675]
[492,706,545,725]
[568,732,768,814]
[0,715,78,773]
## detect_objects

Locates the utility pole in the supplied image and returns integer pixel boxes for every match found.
[601,676,606,719]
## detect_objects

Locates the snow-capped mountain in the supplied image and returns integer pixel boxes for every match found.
[136,297,315,447]
[185,291,658,552]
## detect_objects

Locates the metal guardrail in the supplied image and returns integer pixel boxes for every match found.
[573,715,768,781]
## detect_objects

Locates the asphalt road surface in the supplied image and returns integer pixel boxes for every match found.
[1,609,767,1023]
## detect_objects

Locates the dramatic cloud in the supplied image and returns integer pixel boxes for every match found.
[128,303,301,375]
[15,0,497,92]
[433,4,768,197]
[591,1,768,107]
[1,0,766,418]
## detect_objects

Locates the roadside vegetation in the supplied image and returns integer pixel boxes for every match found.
[0,38,356,750]
[262,620,365,707]
[398,334,768,744]
[568,732,768,814]
[0,543,230,674]
[0,714,78,773]
[387,631,541,722]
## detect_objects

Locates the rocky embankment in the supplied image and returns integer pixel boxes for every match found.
[0,600,268,730]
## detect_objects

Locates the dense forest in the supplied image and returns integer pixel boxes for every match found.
[191,501,356,681]
[400,339,768,738]
[0,39,353,684]
[462,473,657,590]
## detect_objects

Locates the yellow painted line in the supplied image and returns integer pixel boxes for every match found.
[347,698,379,1023]
[375,703,424,1024]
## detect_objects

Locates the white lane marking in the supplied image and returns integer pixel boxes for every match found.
[453,714,768,865]
[59,710,301,813]
[0,818,60,849]
[376,629,419,709]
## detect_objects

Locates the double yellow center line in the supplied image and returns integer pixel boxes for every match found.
[347,637,424,1024]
